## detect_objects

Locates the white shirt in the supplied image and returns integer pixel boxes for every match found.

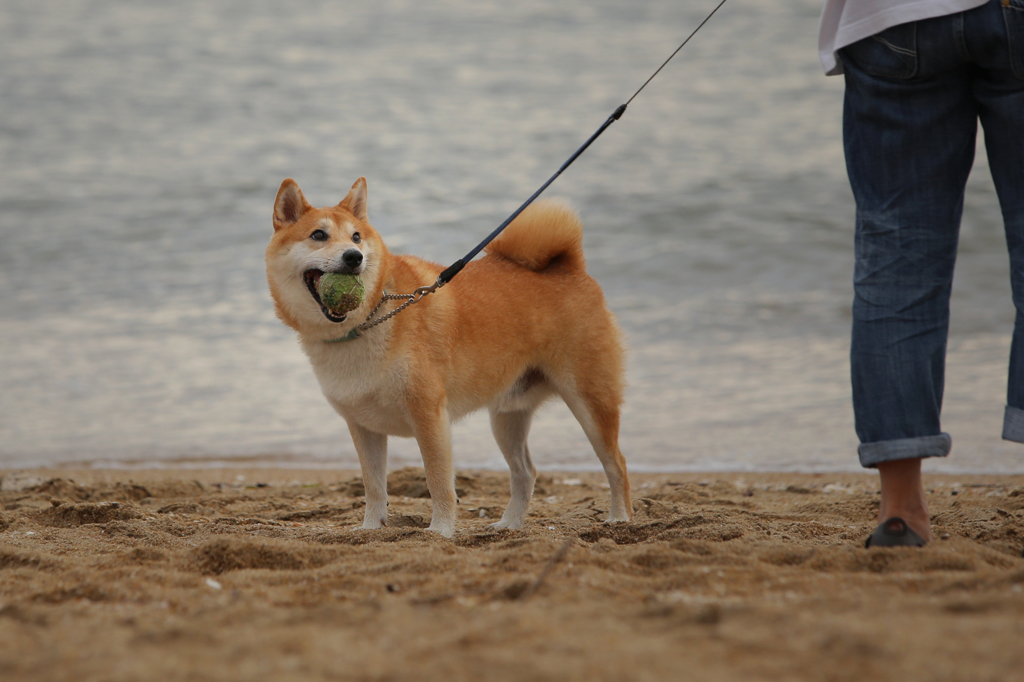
[819,0,989,75]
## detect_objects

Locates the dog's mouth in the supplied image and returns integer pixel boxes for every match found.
[303,269,348,323]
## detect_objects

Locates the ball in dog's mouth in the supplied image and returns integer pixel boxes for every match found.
[304,270,364,322]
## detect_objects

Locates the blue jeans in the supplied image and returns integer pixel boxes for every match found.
[839,0,1024,468]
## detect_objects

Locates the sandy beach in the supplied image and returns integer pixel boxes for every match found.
[1,466,1022,681]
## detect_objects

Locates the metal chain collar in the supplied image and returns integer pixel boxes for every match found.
[354,278,443,332]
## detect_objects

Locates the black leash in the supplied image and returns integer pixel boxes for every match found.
[433,0,730,288]
[348,0,729,333]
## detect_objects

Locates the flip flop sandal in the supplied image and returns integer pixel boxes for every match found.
[864,517,927,548]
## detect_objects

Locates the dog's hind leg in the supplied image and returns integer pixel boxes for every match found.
[347,421,389,530]
[560,388,633,523]
[488,408,537,530]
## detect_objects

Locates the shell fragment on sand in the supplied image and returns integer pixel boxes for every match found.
[317,273,365,315]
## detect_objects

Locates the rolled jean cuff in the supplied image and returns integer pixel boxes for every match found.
[857,433,952,468]
[1002,406,1024,443]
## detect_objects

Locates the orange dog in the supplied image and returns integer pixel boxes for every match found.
[266,177,632,536]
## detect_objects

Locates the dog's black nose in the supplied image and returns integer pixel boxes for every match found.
[342,249,363,269]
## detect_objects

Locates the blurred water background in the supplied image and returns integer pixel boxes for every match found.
[1,0,1020,473]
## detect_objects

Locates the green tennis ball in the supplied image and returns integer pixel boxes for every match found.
[317,273,365,314]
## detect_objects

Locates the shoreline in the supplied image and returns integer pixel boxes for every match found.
[2,467,1023,681]
[6,465,1024,480]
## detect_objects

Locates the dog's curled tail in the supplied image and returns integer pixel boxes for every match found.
[484,199,585,272]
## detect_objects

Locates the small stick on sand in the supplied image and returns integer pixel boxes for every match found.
[515,536,576,601]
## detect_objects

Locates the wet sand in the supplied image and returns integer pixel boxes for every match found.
[1,467,1023,681]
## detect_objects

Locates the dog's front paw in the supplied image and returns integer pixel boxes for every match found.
[426,521,455,538]
[488,518,523,531]
[360,515,387,530]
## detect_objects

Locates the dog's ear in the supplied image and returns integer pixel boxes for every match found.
[339,177,368,222]
[273,179,313,232]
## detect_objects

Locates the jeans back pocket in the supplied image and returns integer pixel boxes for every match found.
[841,22,918,79]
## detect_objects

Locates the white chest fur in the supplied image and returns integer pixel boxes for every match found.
[300,332,416,438]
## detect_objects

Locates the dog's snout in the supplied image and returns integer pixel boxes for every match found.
[342,249,363,269]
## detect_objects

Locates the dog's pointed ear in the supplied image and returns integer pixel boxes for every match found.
[273,179,313,232]
[339,177,368,222]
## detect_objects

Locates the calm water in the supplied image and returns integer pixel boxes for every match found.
[1,0,1020,473]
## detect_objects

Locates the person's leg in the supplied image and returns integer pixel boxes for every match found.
[967,1,1024,441]
[877,458,932,542]
[840,15,978,541]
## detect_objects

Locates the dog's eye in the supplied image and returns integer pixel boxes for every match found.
[310,229,329,242]
[352,232,361,244]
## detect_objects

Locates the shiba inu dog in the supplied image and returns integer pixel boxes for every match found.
[266,177,632,537]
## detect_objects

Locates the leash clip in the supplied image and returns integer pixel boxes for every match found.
[412,277,445,302]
